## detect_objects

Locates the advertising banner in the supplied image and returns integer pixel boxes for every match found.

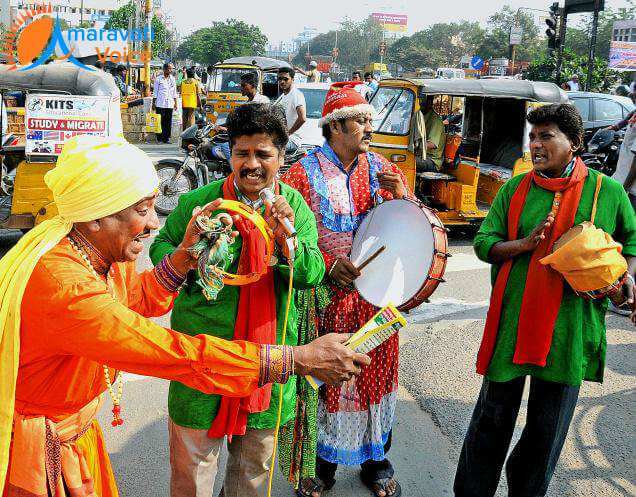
[25,94,111,156]
[609,41,636,71]
[371,13,408,33]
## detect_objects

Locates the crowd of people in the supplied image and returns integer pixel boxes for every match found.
[0,67,634,497]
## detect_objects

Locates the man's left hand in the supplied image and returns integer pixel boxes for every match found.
[265,194,296,254]
[609,273,636,325]
[377,171,406,199]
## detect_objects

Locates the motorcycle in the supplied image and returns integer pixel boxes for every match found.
[0,133,24,221]
[154,117,230,216]
[154,116,307,215]
[581,128,622,177]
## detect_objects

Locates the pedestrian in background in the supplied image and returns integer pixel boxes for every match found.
[180,67,200,130]
[295,61,321,82]
[153,62,178,144]
[113,64,128,97]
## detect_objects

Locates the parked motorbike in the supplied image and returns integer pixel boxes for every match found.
[155,116,307,215]
[0,133,24,220]
[580,128,622,177]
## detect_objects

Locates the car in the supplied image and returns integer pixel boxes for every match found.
[568,91,634,142]
[296,82,329,148]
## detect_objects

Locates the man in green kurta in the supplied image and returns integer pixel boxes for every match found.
[150,104,325,497]
[454,104,636,497]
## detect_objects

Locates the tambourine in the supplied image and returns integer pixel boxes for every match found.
[214,199,274,286]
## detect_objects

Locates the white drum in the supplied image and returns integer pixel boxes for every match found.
[350,199,449,311]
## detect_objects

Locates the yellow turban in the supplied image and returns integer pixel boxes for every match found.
[0,135,158,492]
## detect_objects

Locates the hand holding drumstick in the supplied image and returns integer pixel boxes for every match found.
[329,246,385,287]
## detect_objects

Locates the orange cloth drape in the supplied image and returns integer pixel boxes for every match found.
[7,398,116,497]
[7,239,263,495]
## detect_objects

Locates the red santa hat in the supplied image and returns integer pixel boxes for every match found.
[319,81,375,127]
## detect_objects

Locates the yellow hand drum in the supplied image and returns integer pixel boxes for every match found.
[215,199,274,286]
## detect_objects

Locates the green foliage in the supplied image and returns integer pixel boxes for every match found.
[177,19,268,65]
[385,5,544,71]
[563,1,636,60]
[293,17,383,71]
[526,49,621,92]
[104,1,170,57]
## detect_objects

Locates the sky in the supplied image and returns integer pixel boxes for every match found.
[163,0,634,45]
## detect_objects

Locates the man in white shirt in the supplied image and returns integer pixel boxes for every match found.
[274,67,306,152]
[205,65,215,94]
[153,62,178,143]
[352,71,371,101]
[240,72,270,104]
[567,74,580,92]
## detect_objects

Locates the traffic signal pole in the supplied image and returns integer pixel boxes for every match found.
[555,7,567,84]
[585,0,602,91]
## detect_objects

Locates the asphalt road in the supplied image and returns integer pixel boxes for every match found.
[1,142,633,496]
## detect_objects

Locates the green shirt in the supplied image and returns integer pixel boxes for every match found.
[149,180,325,429]
[423,110,445,168]
[474,169,636,386]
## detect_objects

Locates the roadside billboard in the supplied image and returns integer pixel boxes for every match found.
[25,94,111,156]
[371,13,408,33]
[609,40,636,71]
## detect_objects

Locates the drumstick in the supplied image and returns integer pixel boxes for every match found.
[356,246,386,272]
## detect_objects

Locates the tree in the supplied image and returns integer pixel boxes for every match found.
[563,1,636,60]
[526,49,621,92]
[177,19,267,66]
[293,17,384,72]
[105,1,170,57]
[386,22,486,70]
[476,6,543,61]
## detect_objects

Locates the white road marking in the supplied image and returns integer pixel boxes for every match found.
[406,298,489,323]
[445,252,489,273]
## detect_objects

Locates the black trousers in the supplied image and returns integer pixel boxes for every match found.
[454,376,580,497]
[156,107,173,143]
[316,430,394,487]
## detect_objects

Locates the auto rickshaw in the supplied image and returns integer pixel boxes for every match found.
[205,56,291,123]
[0,62,122,231]
[369,78,567,226]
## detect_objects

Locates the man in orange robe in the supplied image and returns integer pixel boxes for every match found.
[0,136,369,497]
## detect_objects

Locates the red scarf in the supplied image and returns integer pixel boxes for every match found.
[207,175,278,438]
[476,158,589,375]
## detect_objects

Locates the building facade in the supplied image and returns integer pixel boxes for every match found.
[10,0,124,28]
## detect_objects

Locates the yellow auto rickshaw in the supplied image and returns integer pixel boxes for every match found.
[369,78,567,226]
[0,62,122,231]
[204,56,291,123]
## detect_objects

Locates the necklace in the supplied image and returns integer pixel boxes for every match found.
[67,231,124,427]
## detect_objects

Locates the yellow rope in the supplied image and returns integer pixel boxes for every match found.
[266,262,295,497]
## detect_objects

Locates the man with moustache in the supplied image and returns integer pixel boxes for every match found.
[150,103,328,497]
[0,135,366,497]
[282,82,410,497]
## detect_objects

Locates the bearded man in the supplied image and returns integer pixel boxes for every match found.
[282,82,410,497]
[0,135,369,497]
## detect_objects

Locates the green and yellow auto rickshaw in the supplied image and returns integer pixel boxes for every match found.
[204,56,291,124]
[369,78,567,227]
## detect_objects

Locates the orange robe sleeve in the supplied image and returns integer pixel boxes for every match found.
[121,260,177,318]
[23,260,262,398]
